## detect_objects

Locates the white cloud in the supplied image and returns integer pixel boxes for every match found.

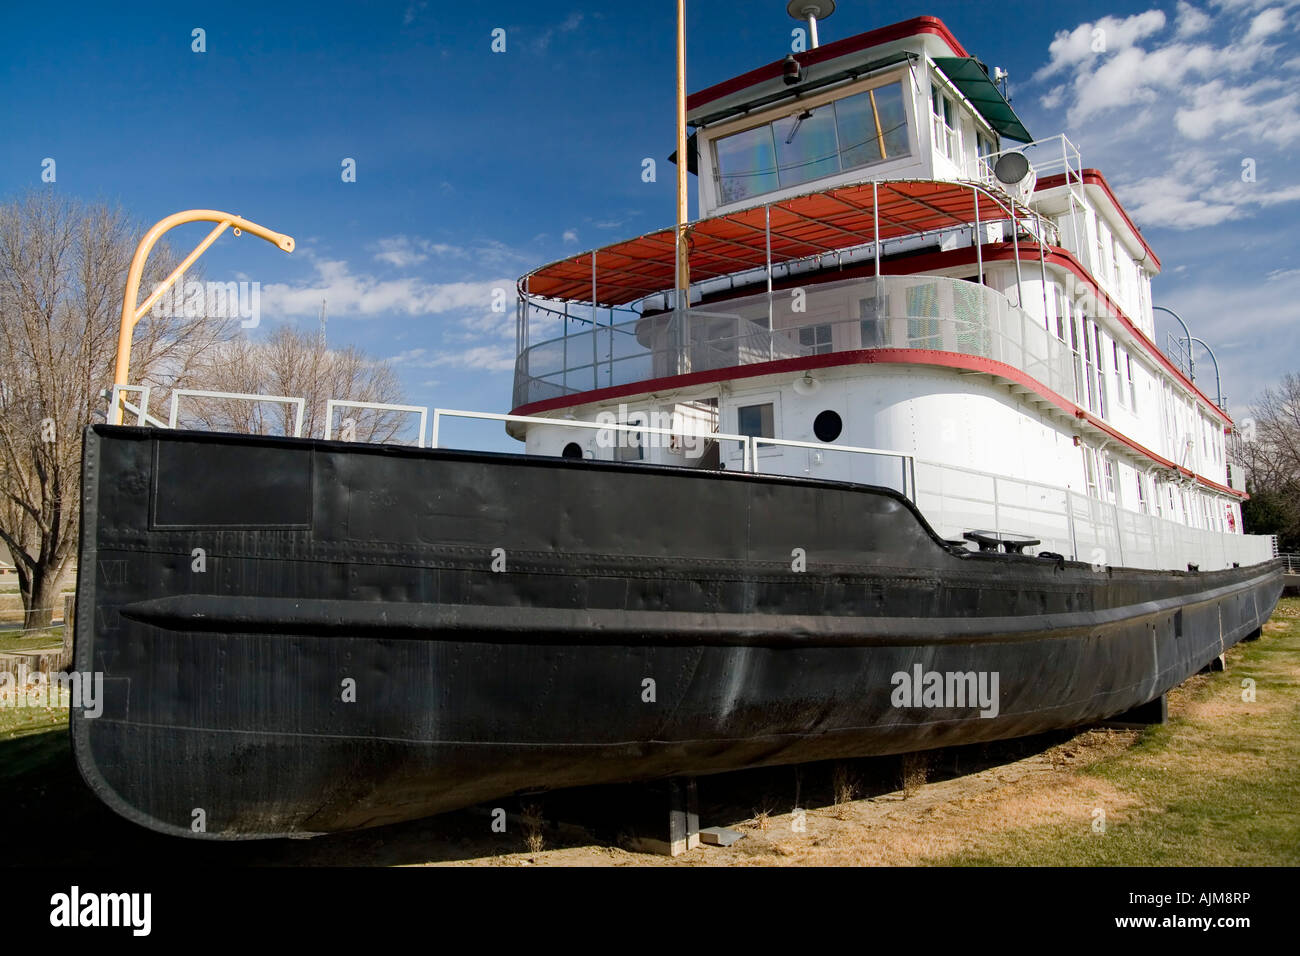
[262,256,510,319]
[1247,6,1289,38]
[1035,10,1168,80]
[1176,2,1213,36]
[533,12,585,52]
[562,229,579,243]
[1027,4,1300,229]
[1175,78,1300,144]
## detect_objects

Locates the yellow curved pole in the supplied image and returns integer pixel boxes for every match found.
[110,209,295,424]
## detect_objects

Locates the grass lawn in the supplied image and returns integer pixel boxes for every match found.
[0,627,64,654]
[934,597,1300,865]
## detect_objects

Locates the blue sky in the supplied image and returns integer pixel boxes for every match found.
[2,1,1297,448]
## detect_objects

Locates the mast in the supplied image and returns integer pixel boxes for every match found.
[675,0,689,304]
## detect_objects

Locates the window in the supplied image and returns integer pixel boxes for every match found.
[714,125,779,203]
[1082,319,1097,411]
[1069,313,1085,405]
[1126,354,1137,411]
[1113,236,1126,298]
[1092,324,1107,418]
[1053,285,1068,343]
[931,85,959,161]
[1112,341,1126,408]
[1136,473,1149,514]
[738,403,775,439]
[1102,456,1116,500]
[714,80,911,205]
[798,323,833,355]
[1083,446,1099,497]
[1094,220,1110,286]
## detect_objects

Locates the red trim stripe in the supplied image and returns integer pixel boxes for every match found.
[687,16,967,113]
[511,347,1246,499]
[1036,168,1162,272]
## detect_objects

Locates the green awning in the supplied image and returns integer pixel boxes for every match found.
[932,57,1032,144]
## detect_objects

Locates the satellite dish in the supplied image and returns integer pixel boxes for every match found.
[994,152,1031,185]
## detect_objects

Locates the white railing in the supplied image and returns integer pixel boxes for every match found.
[168,388,306,437]
[431,407,755,473]
[324,399,428,447]
[753,436,917,501]
[974,133,1084,191]
[105,384,169,429]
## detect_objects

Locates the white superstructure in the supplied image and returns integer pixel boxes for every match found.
[508,15,1270,572]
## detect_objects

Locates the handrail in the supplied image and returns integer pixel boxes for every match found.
[111,209,294,424]
[168,388,306,437]
[324,399,429,447]
[752,436,917,501]
[431,407,754,473]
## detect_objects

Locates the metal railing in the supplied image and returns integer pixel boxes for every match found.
[973,134,1084,191]
[513,274,1077,409]
[168,388,306,437]
[753,436,916,501]
[431,407,755,473]
[324,399,428,447]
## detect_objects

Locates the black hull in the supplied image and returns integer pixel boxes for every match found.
[73,426,1283,838]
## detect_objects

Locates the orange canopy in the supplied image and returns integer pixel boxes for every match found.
[521,180,1018,307]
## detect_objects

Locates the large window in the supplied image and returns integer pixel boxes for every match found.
[714,81,911,205]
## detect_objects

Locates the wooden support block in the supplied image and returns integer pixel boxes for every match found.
[624,778,700,857]
[699,826,745,847]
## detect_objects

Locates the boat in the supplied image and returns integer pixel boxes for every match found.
[73,9,1283,839]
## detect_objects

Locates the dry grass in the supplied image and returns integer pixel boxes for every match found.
[519,804,545,855]
[831,763,859,819]
[900,752,929,798]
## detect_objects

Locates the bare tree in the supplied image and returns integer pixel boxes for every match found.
[179,325,409,442]
[0,191,239,629]
[1241,373,1300,550]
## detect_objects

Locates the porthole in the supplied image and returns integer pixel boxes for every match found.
[561,442,583,459]
[813,409,842,442]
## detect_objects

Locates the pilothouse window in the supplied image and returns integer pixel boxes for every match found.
[714,80,911,205]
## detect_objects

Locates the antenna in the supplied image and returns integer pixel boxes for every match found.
[787,0,835,49]
[318,298,327,347]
